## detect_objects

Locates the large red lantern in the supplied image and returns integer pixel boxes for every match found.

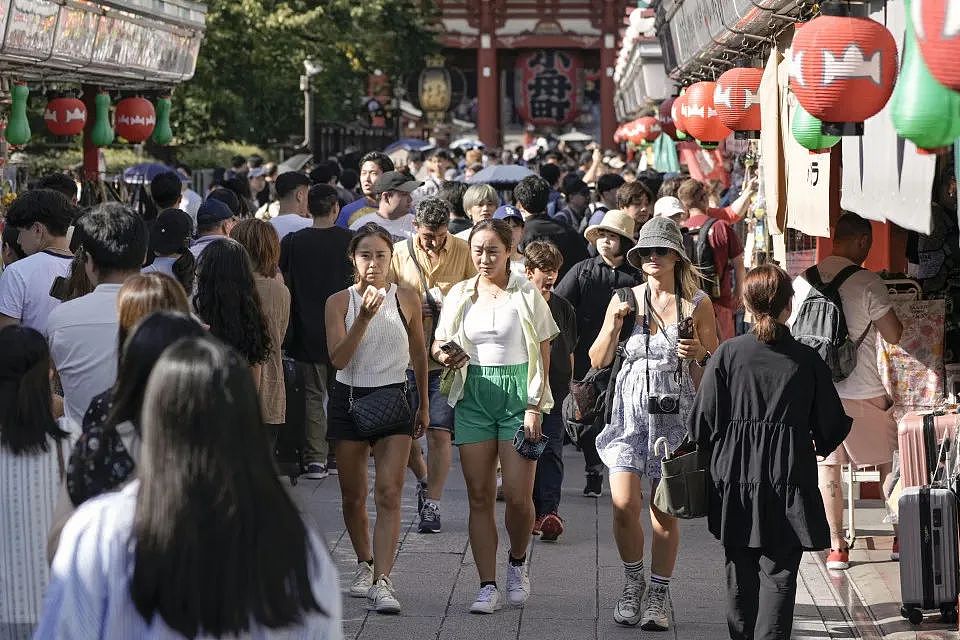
[659,97,678,139]
[672,92,689,136]
[114,97,156,143]
[714,67,762,138]
[630,116,661,144]
[789,11,898,135]
[913,0,960,92]
[682,81,732,147]
[43,97,86,136]
[515,50,582,126]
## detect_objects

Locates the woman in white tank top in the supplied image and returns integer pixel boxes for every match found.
[324,222,429,615]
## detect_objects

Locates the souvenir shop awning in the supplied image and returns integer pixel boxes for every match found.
[655,0,804,82]
[0,0,206,89]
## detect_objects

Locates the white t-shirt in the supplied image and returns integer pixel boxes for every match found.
[270,213,312,240]
[179,189,201,227]
[141,256,177,279]
[46,284,122,436]
[350,212,415,243]
[463,297,527,365]
[0,250,72,333]
[788,255,893,399]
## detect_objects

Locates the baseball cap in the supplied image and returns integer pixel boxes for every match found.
[152,208,193,254]
[653,196,685,218]
[493,205,523,223]
[196,198,234,226]
[561,177,590,197]
[373,171,423,196]
[597,173,626,194]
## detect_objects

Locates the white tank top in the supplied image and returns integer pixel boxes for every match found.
[462,297,528,366]
[335,284,410,388]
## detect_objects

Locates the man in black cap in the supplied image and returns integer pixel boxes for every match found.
[555,176,592,230]
[190,198,235,258]
[350,171,422,242]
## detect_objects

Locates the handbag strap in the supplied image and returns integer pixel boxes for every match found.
[407,238,439,345]
[644,287,684,391]
[55,437,65,482]
[348,285,409,408]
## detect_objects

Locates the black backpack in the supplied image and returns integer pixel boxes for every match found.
[791,265,870,382]
[564,287,637,448]
[683,219,720,298]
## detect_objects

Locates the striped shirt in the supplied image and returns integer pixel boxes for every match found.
[0,437,62,636]
[34,481,343,639]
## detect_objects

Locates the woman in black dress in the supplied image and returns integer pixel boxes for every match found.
[687,264,851,640]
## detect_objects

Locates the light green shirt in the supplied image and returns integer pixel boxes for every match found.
[435,273,560,411]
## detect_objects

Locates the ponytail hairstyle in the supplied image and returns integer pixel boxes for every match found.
[170,251,196,295]
[743,263,793,343]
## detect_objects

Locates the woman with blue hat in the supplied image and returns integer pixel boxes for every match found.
[588,215,719,631]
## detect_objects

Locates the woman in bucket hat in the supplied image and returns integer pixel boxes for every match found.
[555,210,642,499]
[587,215,719,631]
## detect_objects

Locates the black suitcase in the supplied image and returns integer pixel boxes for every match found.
[274,356,306,485]
[898,486,960,625]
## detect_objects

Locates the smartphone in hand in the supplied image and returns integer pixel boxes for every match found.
[677,317,695,340]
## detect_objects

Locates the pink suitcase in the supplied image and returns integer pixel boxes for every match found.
[898,411,960,488]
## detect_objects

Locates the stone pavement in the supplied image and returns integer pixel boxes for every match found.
[290,446,960,640]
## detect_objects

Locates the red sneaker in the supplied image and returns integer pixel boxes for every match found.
[891,537,900,561]
[539,513,564,542]
[826,548,850,570]
[532,515,545,536]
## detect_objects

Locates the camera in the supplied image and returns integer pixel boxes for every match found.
[648,394,680,415]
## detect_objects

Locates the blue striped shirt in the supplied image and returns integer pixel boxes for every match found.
[34,481,342,639]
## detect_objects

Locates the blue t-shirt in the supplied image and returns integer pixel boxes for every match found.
[336,197,376,228]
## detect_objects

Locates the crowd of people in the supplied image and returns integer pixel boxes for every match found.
[0,141,899,640]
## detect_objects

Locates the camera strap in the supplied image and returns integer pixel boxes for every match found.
[644,287,684,391]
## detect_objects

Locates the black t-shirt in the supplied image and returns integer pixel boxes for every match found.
[520,214,590,281]
[547,293,578,400]
[279,226,355,363]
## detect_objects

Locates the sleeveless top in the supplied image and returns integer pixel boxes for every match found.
[335,283,409,388]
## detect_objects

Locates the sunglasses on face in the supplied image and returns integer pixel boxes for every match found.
[635,247,672,259]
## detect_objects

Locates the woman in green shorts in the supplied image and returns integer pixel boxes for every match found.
[433,218,558,614]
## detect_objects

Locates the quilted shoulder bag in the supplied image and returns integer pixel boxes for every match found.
[348,289,413,438]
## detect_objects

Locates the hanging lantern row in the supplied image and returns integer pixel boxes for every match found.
[4,89,174,147]
[714,66,762,138]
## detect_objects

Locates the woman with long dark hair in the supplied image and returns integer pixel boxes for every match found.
[192,237,271,382]
[689,264,850,639]
[589,216,719,630]
[325,222,429,614]
[66,311,204,507]
[0,326,66,636]
[433,218,558,614]
[36,336,341,638]
[141,208,196,295]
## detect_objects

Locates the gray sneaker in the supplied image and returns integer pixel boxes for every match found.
[613,579,646,626]
[640,582,671,631]
[418,501,441,533]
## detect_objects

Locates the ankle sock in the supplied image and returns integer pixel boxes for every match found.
[480,580,497,589]
[650,573,670,588]
[623,559,644,582]
[509,553,526,567]
[359,559,373,567]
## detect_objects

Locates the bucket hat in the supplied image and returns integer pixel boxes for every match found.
[626,215,690,269]
[584,209,636,246]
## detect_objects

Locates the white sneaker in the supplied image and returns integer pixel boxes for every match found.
[613,579,646,626]
[469,584,503,614]
[349,561,374,598]
[505,561,530,606]
[640,582,671,631]
[367,575,401,614]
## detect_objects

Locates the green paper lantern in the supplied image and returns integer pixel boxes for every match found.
[90,92,114,147]
[5,83,31,146]
[791,102,840,153]
[676,129,687,141]
[890,0,960,154]
[152,96,173,145]
[697,140,718,150]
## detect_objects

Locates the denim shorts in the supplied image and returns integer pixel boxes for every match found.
[454,363,528,445]
[406,369,455,433]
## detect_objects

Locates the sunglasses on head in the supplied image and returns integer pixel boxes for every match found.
[635,247,672,258]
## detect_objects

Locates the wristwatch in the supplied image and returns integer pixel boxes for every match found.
[696,351,711,367]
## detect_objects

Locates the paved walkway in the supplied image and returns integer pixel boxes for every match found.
[291,446,959,640]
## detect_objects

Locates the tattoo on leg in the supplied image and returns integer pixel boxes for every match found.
[824,481,840,499]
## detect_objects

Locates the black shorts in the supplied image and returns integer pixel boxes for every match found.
[328,380,414,443]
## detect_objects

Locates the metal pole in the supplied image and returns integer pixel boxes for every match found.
[301,74,313,156]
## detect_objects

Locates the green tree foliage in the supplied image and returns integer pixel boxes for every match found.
[171,0,438,145]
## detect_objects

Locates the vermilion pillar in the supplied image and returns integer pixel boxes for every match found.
[599,0,618,150]
[477,3,499,146]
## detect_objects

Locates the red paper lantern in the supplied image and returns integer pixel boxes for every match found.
[659,97,678,139]
[714,67,763,137]
[682,81,732,146]
[43,97,86,136]
[789,13,898,135]
[913,0,960,92]
[515,50,582,126]
[630,116,661,144]
[672,92,689,135]
[115,97,156,143]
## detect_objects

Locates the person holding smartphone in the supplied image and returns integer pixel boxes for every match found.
[588,216,719,631]
[432,218,558,614]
